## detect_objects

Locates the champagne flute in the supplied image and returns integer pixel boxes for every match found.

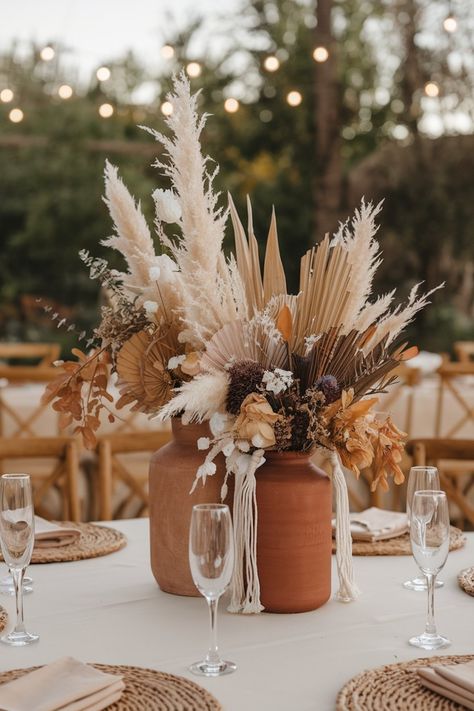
[409,490,450,650]
[0,573,34,596]
[189,504,236,677]
[403,466,443,591]
[0,474,39,646]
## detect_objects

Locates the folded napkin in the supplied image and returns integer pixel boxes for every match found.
[34,517,81,549]
[0,657,125,711]
[332,507,408,542]
[418,660,474,710]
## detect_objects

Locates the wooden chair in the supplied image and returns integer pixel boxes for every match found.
[454,341,474,363]
[0,436,81,521]
[434,362,474,437]
[406,438,474,529]
[0,342,61,367]
[95,431,171,520]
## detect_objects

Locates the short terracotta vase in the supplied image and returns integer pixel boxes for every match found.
[148,418,228,597]
[256,450,332,613]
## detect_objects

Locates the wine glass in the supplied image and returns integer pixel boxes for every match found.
[0,474,39,646]
[188,503,236,677]
[409,490,451,650]
[0,573,34,596]
[403,466,444,591]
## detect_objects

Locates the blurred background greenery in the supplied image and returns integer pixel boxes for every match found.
[1,0,473,354]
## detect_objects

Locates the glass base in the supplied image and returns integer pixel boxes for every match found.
[403,577,443,591]
[1,630,39,647]
[189,660,237,677]
[409,632,451,650]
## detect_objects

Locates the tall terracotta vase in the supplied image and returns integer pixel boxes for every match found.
[149,418,227,597]
[256,451,332,613]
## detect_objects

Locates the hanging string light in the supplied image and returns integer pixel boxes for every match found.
[443,16,457,32]
[186,62,202,78]
[9,108,24,123]
[0,89,14,103]
[424,81,439,97]
[96,66,111,81]
[313,46,329,63]
[161,101,173,116]
[287,90,302,107]
[264,56,280,72]
[224,98,239,113]
[40,46,55,61]
[98,103,114,118]
[161,45,175,59]
[58,84,73,99]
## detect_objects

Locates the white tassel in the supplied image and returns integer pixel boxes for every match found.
[228,450,265,614]
[328,449,361,602]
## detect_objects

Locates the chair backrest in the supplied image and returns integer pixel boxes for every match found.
[0,343,60,367]
[96,430,171,520]
[406,438,474,529]
[434,362,474,438]
[454,341,474,363]
[0,436,81,521]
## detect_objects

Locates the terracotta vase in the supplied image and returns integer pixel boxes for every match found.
[256,450,332,613]
[148,418,227,597]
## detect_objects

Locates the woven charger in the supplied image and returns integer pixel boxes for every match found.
[0,664,221,710]
[0,606,7,633]
[332,525,465,556]
[337,654,474,710]
[458,566,474,597]
[0,523,126,564]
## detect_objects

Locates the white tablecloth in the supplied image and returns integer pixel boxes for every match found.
[0,519,473,711]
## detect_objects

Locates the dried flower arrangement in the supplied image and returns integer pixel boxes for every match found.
[44,73,441,612]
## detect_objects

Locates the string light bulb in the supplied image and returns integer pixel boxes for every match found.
[58,84,73,99]
[186,62,201,78]
[313,46,329,62]
[287,90,302,107]
[443,16,457,32]
[264,56,280,72]
[40,46,55,61]
[161,45,175,59]
[224,98,239,113]
[0,89,14,103]
[98,103,114,118]
[9,108,24,123]
[424,81,439,97]
[96,66,111,81]
[161,101,173,116]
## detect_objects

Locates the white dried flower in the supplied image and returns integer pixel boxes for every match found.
[149,266,161,280]
[196,461,217,485]
[236,439,250,452]
[167,354,186,370]
[153,189,182,224]
[262,368,293,395]
[197,437,210,450]
[210,412,227,436]
[143,300,159,314]
[222,440,235,457]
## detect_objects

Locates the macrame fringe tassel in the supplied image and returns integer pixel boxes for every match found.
[228,450,264,614]
[329,449,361,602]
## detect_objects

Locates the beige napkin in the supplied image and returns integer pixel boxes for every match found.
[0,657,125,711]
[34,517,81,549]
[332,507,408,542]
[418,660,474,710]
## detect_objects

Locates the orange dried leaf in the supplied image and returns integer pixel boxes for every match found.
[276,305,292,343]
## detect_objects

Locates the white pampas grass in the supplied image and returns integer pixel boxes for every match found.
[141,73,247,347]
[332,199,383,334]
[102,160,157,296]
[156,370,230,423]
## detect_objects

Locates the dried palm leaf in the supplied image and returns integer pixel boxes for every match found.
[263,208,287,303]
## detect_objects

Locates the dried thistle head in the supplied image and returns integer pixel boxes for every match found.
[226,360,266,415]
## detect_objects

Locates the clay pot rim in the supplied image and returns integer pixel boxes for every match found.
[264,448,315,460]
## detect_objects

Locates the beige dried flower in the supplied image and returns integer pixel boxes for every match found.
[234,393,281,448]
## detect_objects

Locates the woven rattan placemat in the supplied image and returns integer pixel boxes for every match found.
[337,654,474,710]
[332,526,465,556]
[0,664,222,710]
[0,606,7,633]
[458,567,474,597]
[0,523,126,564]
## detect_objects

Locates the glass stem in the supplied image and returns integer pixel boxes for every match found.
[205,597,220,666]
[425,573,437,637]
[11,567,26,635]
